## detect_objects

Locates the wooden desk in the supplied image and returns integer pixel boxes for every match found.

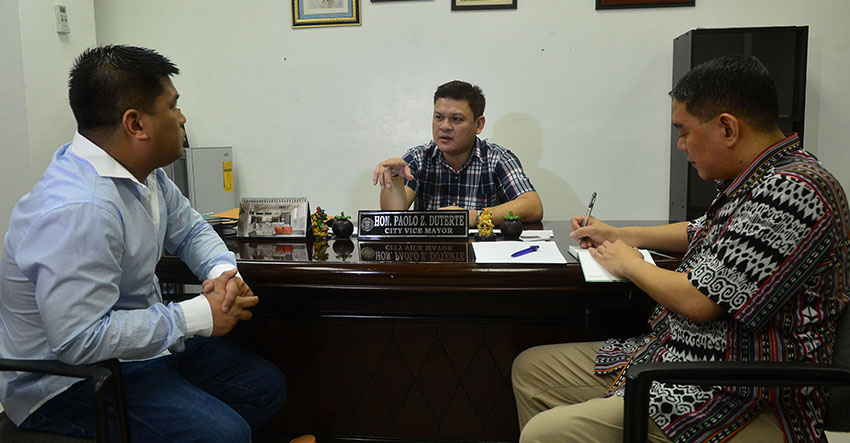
[156,221,678,442]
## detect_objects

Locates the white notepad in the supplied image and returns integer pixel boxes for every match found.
[568,245,656,282]
[473,241,567,264]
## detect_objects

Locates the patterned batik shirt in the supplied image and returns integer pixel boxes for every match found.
[401,137,536,210]
[595,134,850,443]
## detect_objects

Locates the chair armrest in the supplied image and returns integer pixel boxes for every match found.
[0,358,113,386]
[623,361,850,443]
[0,358,129,443]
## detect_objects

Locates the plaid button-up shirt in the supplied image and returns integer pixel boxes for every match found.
[401,137,536,210]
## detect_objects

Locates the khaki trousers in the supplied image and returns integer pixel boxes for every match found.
[511,341,784,443]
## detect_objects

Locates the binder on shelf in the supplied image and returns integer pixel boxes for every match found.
[237,197,310,238]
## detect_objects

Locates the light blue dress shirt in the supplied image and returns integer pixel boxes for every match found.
[0,133,237,425]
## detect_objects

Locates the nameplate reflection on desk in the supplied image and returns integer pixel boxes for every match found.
[236,242,310,261]
[358,241,470,263]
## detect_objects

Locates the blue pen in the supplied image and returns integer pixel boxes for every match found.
[511,244,540,258]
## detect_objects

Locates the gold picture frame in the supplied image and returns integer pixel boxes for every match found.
[292,0,361,28]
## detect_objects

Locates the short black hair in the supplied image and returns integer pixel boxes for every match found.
[69,45,179,133]
[670,55,780,132]
[434,80,486,119]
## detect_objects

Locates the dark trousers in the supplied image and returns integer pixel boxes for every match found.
[21,337,286,442]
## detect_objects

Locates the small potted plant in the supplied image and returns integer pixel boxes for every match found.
[501,211,523,240]
[331,211,354,238]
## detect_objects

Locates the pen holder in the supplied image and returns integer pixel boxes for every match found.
[501,218,523,240]
[332,218,354,238]
[331,211,354,238]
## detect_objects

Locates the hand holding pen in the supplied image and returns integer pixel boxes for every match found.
[582,192,596,228]
[576,192,596,248]
[569,192,614,248]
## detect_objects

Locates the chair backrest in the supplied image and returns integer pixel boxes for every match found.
[825,303,850,431]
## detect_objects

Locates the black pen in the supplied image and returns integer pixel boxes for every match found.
[582,192,597,227]
[511,245,540,258]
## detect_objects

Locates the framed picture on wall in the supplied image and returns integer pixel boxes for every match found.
[451,0,517,11]
[596,0,694,9]
[292,0,361,28]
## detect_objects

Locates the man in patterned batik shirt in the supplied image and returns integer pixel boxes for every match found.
[512,56,849,442]
[372,80,543,227]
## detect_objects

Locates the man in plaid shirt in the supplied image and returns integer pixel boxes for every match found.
[373,80,543,227]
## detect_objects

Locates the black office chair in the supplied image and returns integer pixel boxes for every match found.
[0,358,130,443]
[622,308,850,443]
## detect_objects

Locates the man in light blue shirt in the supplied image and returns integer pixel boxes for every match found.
[0,45,285,441]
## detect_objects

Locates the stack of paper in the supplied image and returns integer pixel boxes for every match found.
[206,208,240,220]
[519,230,554,241]
[568,245,656,282]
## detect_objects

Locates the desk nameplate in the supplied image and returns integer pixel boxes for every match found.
[359,241,470,263]
[358,210,468,240]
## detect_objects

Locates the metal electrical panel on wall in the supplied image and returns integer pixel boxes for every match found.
[163,147,236,215]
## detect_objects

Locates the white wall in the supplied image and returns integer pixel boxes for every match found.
[0,0,97,249]
[19,0,97,181]
[0,0,31,244]
[807,13,850,198]
[91,0,850,222]
[1,1,846,227]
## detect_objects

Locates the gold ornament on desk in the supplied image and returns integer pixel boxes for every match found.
[475,208,496,241]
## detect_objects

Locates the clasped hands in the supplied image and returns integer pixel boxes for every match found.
[569,216,644,279]
[202,268,258,337]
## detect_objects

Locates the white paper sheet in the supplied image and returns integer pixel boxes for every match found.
[466,229,553,241]
[473,241,567,264]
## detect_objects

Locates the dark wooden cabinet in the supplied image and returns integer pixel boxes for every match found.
[669,26,808,222]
